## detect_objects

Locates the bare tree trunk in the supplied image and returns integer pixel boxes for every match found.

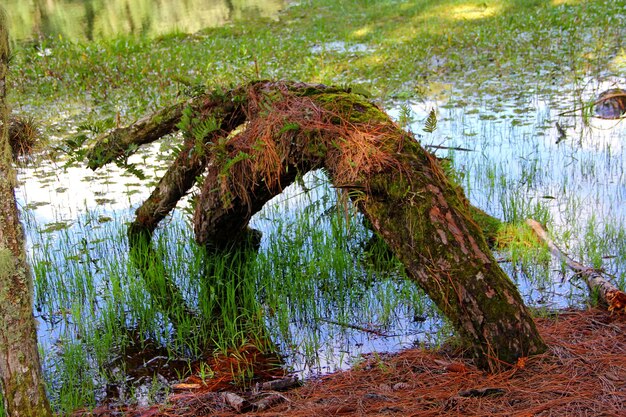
[0,9,53,416]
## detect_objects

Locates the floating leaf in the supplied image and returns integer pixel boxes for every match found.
[40,221,72,233]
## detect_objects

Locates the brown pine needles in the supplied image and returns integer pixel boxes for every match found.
[77,308,626,417]
[199,85,406,216]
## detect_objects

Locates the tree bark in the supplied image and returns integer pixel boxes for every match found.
[88,85,257,324]
[124,87,254,321]
[86,100,189,169]
[0,9,53,416]
[128,86,251,239]
[190,83,546,370]
[352,140,545,370]
[527,219,626,314]
[86,81,546,371]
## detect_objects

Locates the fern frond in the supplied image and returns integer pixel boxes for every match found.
[423,108,437,133]
[192,116,219,141]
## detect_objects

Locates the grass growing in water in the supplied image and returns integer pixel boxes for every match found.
[30,208,267,411]
[5,0,626,413]
[26,177,437,412]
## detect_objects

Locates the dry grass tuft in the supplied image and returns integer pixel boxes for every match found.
[8,114,42,160]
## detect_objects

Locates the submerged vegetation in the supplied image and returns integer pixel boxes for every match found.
[29,193,432,412]
[3,0,626,413]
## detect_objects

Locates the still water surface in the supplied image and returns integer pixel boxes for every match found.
[5,0,285,42]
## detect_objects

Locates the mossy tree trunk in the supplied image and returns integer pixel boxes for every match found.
[352,139,544,370]
[0,9,53,416]
[86,81,545,370]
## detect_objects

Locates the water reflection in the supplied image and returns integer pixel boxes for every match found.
[5,0,285,42]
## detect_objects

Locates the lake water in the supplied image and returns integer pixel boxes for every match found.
[4,0,285,42]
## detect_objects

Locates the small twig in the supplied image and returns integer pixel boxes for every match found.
[317,318,392,337]
[556,106,586,117]
[557,92,626,118]
[424,144,474,152]
[458,387,506,397]
[588,318,621,332]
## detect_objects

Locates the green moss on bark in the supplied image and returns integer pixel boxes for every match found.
[0,247,16,277]
[97,81,544,372]
[314,92,390,125]
[0,8,53,416]
[355,138,545,369]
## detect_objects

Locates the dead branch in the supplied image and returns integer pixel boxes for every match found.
[526,219,626,313]
[85,99,190,169]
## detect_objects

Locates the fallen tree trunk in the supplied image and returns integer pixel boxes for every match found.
[87,81,546,370]
[526,219,626,314]
[191,83,545,370]
[90,85,500,245]
[85,100,188,169]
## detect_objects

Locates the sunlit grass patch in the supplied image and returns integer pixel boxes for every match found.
[422,1,504,23]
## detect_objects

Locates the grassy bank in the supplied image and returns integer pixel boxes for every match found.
[9,0,626,121]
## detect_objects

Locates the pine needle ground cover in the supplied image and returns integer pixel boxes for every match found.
[76,309,626,416]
